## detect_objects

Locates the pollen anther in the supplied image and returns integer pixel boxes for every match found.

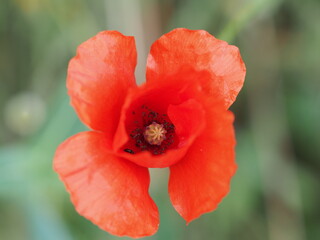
[143,122,167,145]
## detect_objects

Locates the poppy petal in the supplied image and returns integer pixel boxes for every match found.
[168,104,237,223]
[146,28,246,108]
[53,131,159,237]
[67,31,137,138]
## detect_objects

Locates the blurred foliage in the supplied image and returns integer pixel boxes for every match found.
[0,0,319,239]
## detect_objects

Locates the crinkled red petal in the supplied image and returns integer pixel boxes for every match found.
[67,31,137,139]
[168,99,237,223]
[146,28,246,108]
[53,131,159,238]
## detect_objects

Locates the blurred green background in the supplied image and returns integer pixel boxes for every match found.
[1,0,319,239]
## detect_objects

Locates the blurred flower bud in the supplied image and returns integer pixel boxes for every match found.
[4,92,46,136]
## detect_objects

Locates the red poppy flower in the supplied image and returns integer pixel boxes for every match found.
[54,28,246,238]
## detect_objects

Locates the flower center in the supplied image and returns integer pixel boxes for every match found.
[143,122,167,145]
[123,105,177,155]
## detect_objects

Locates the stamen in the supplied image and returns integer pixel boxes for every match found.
[143,122,167,145]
